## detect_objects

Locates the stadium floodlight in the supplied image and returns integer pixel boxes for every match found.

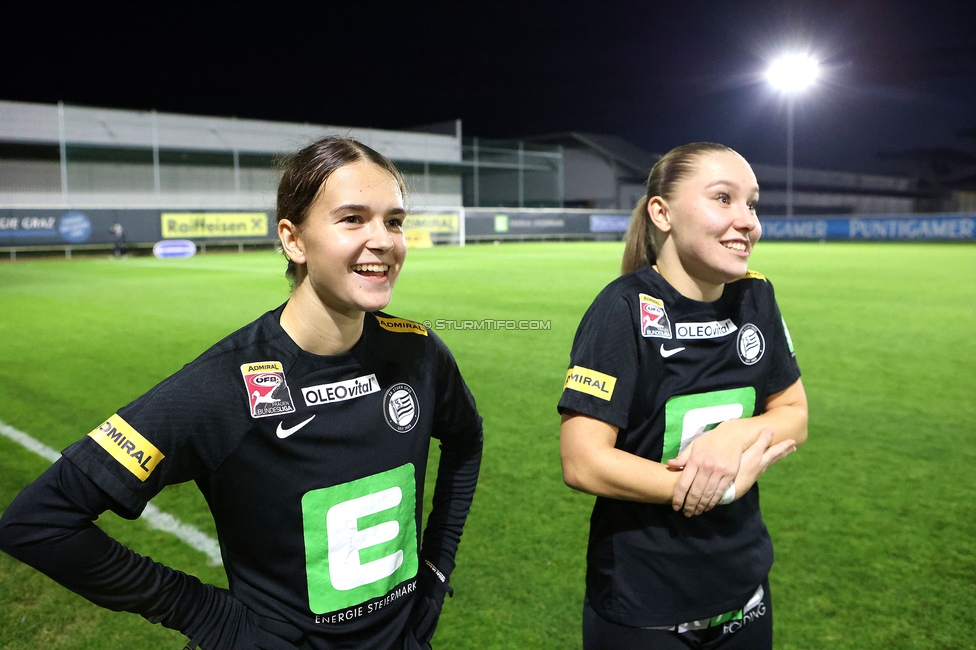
[767,54,819,94]
[767,54,819,218]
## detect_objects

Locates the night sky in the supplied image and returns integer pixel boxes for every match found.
[3,1,974,174]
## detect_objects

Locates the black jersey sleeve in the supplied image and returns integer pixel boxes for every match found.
[558,288,640,429]
[763,281,802,396]
[60,352,251,517]
[0,457,303,650]
[420,333,484,577]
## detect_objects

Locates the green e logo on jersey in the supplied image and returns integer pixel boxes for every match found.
[661,388,757,463]
[302,463,418,613]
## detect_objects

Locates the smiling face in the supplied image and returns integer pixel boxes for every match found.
[649,150,761,300]
[280,160,407,318]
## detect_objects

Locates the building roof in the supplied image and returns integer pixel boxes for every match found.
[525,132,660,179]
[0,100,461,164]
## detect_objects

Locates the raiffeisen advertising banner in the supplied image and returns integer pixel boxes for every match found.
[160,212,269,239]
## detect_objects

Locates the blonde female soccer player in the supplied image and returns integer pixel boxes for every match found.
[559,142,807,649]
[0,137,483,650]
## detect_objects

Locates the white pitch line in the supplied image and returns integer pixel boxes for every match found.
[0,419,223,566]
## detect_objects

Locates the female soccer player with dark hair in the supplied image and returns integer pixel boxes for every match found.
[0,136,483,650]
[558,142,807,649]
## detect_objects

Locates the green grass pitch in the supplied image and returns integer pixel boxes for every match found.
[0,242,974,649]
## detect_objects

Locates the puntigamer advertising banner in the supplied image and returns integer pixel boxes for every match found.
[759,215,975,240]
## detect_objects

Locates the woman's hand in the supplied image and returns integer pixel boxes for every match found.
[667,379,808,517]
[668,427,796,516]
[727,428,797,503]
[667,418,753,517]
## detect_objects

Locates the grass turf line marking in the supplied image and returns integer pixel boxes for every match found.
[0,419,223,566]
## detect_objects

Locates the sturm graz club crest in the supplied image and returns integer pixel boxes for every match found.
[736,324,765,365]
[383,383,420,433]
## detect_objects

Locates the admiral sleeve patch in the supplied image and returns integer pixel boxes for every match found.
[564,366,617,401]
[87,414,164,481]
[376,316,428,336]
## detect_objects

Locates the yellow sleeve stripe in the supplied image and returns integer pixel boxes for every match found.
[564,366,617,401]
[87,414,164,481]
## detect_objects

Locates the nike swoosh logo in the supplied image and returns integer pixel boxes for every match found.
[276,415,316,439]
[660,345,686,358]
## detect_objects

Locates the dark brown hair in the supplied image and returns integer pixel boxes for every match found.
[276,136,406,285]
[621,142,736,275]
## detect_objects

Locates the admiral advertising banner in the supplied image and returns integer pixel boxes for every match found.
[0,209,274,248]
[403,212,459,247]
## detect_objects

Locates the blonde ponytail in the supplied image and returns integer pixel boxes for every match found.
[621,196,655,275]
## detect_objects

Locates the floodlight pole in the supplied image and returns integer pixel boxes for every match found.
[786,95,794,218]
[767,53,818,219]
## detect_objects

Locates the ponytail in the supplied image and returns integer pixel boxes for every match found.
[621,196,656,275]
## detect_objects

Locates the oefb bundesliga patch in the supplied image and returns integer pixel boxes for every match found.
[639,294,672,339]
[241,361,297,418]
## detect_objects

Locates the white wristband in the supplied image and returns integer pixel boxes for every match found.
[719,482,736,505]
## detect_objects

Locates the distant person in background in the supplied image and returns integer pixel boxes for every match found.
[0,136,484,650]
[558,142,808,649]
[109,222,126,257]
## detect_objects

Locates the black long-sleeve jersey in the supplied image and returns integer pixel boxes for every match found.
[0,306,483,649]
[558,266,800,628]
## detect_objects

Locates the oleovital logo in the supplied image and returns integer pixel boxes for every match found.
[674,319,737,339]
[303,374,379,407]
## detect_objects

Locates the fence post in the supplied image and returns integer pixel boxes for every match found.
[473,137,480,208]
[459,206,466,248]
[518,141,524,208]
